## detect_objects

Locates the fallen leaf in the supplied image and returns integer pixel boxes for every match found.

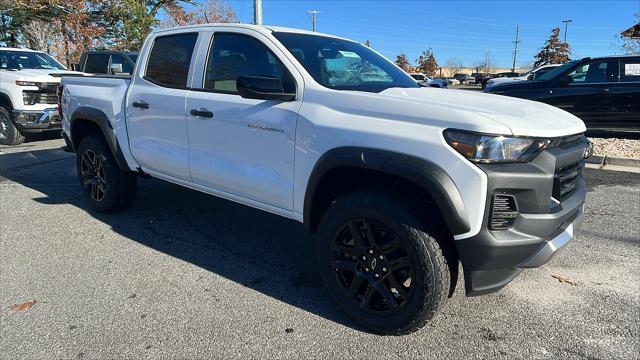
[9,300,37,311]
[551,274,577,286]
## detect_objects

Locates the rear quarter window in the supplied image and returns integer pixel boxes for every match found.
[145,33,198,88]
[621,59,640,82]
[84,54,110,74]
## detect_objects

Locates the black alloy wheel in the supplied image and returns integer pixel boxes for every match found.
[331,218,415,314]
[80,149,107,202]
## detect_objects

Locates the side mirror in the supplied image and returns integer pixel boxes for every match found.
[236,75,295,101]
[110,63,124,75]
[558,75,572,86]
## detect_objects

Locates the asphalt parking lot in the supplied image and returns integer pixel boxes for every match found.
[1,137,639,359]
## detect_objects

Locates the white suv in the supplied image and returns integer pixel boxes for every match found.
[0,47,78,145]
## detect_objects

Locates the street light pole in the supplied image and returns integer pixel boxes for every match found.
[254,0,263,25]
[307,10,320,32]
[562,19,572,43]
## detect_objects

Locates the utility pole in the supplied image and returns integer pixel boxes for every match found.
[307,10,320,32]
[511,25,520,73]
[562,19,572,43]
[254,0,263,25]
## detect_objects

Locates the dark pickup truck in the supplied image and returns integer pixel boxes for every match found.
[75,51,138,75]
[486,56,640,131]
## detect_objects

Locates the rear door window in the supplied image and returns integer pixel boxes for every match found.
[145,33,198,88]
[568,60,619,84]
[621,59,640,82]
[84,54,109,74]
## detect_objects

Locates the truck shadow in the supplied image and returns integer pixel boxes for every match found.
[0,147,356,330]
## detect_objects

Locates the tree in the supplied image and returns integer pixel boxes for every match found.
[161,0,237,28]
[394,53,412,72]
[534,27,570,68]
[473,51,495,75]
[619,12,639,55]
[445,58,464,76]
[415,48,438,77]
[22,20,55,52]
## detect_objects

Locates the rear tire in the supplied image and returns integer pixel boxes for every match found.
[0,106,25,146]
[76,135,137,212]
[316,188,452,335]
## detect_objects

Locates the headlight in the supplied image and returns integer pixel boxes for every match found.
[15,80,39,86]
[444,129,549,163]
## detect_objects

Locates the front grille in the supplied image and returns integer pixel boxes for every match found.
[23,91,58,105]
[489,194,519,230]
[553,162,583,201]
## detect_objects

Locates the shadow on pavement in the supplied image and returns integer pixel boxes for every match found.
[0,148,357,330]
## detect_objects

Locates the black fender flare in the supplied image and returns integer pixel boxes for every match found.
[0,92,14,109]
[69,107,129,171]
[303,147,471,235]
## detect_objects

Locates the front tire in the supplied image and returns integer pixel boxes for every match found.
[0,106,25,146]
[316,189,452,335]
[76,135,137,212]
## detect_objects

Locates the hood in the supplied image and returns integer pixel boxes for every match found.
[375,87,585,137]
[3,68,83,83]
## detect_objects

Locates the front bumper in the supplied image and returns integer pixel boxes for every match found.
[12,108,61,133]
[455,137,588,296]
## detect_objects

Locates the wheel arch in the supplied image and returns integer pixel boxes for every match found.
[69,107,129,171]
[303,147,470,236]
[0,92,13,110]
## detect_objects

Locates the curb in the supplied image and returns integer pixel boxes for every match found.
[585,155,640,168]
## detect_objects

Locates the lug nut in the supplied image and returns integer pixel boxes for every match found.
[365,267,369,272]
[382,267,387,272]
[362,256,367,260]
[369,250,374,254]
[379,255,384,260]
[374,273,380,278]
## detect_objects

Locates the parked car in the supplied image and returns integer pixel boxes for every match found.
[408,73,447,88]
[481,71,520,88]
[60,24,589,335]
[484,64,561,91]
[486,55,640,131]
[472,72,492,84]
[445,77,460,86]
[0,47,80,145]
[452,73,474,85]
[75,51,138,75]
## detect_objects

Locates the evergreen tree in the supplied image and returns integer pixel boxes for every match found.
[534,27,570,68]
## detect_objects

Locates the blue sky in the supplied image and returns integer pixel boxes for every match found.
[219,0,639,68]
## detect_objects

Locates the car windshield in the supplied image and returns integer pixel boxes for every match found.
[0,50,66,70]
[129,54,138,63]
[535,61,579,81]
[273,32,419,92]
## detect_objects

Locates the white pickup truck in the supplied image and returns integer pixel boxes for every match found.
[0,47,78,145]
[60,24,590,334]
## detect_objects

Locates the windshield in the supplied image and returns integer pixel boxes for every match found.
[273,32,419,92]
[0,50,66,70]
[535,61,579,81]
[129,54,138,63]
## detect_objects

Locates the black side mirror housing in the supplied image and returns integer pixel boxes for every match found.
[236,75,295,101]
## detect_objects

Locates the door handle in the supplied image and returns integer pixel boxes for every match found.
[190,108,214,118]
[132,100,149,109]
[603,88,611,92]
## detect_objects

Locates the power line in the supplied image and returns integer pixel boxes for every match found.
[307,10,320,32]
[511,25,520,72]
